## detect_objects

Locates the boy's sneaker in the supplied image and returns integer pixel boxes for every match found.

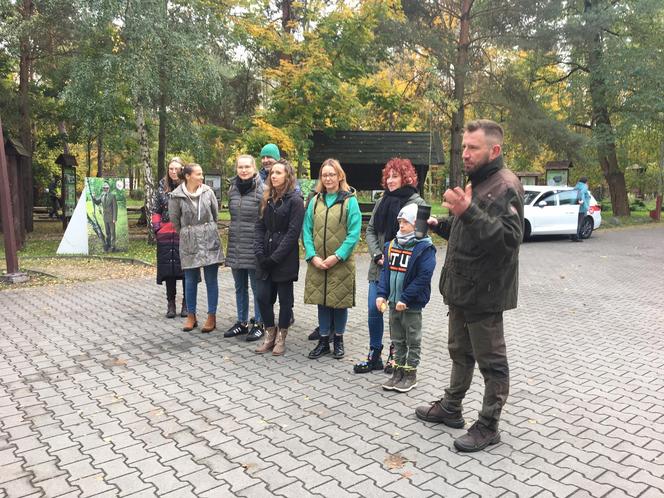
[224,321,248,338]
[246,321,264,342]
[382,367,403,391]
[393,369,417,392]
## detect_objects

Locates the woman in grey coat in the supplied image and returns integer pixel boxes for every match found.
[225,154,264,341]
[169,163,224,333]
[354,158,426,374]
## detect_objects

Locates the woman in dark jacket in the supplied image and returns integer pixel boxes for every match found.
[152,157,186,318]
[354,158,426,374]
[225,154,264,341]
[254,160,305,357]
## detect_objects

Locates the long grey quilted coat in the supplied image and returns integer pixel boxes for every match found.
[168,183,224,269]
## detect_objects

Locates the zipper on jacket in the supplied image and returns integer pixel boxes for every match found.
[322,198,330,307]
[236,192,243,262]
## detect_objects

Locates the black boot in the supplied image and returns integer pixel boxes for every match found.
[180,298,188,318]
[332,334,344,359]
[353,346,384,374]
[166,299,176,319]
[384,343,396,374]
[308,326,321,341]
[308,336,330,359]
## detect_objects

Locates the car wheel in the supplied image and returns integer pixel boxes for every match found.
[523,220,531,242]
[580,216,593,239]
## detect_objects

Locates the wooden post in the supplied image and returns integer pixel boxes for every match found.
[0,116,29,282]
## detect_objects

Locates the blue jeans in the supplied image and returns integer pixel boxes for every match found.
[368,280,384,348]
[184,265,218,314]
[231,269,261,323]
[317,306,348,337]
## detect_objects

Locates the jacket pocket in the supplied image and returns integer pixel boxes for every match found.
[440,267,477,307]
[180,228,197,256]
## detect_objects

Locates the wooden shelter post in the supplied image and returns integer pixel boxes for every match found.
[0,116,29,282]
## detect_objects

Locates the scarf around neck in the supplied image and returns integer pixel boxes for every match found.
[236,175,256,196]
[396,230,416,246]
[374,185,417,241]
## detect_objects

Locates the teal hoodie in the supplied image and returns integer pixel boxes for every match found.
[574,181,591,214]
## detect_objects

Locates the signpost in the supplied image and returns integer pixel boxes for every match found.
[0,116,29,283]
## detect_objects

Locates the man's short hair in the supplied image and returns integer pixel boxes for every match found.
[579,177,588,183]
[465,119,504,145]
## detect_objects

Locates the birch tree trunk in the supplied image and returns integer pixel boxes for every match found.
[136,104,156,243]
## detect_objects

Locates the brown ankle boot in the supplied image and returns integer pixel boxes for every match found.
[183,313,197,331]
[201,313,216,333]
[272,328,288,356]
[255,327,277,354]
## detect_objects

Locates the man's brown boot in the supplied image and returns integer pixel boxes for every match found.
[201,313,216,333]
[182,313,198,331]
[255,327,277,354]
[272,328,288,356]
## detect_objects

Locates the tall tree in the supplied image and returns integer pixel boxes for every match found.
[501,0,664,215]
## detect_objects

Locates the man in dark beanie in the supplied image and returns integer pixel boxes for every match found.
[416,119,524,452]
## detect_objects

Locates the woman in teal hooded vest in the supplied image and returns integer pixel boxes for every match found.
[303,158,362,360]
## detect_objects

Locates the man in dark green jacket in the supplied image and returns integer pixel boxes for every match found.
[415,119,524,452]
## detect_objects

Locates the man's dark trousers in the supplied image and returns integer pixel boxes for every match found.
[575,212,585,240]
[105,221,116,250]
[443,305,509,430]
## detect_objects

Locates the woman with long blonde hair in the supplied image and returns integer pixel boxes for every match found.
[253,160,304,356]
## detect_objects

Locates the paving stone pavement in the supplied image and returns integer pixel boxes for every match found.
[1,225,663,497]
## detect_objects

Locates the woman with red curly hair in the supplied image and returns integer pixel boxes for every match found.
[354,158,427,374]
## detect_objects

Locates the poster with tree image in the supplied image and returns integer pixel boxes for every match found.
[85,177,128,253]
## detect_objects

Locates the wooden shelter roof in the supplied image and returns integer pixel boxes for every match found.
[308,130,444,191]
[309,130,444,166]
[5,137,30,158]
[544,160,573,170]
[55,154,78,167]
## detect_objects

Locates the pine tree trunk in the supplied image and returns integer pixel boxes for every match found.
[136,105,156,244]
[449,0,473,189]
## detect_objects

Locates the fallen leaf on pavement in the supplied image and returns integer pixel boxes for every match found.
[384,453,408,470]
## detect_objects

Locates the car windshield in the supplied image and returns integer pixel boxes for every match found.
[523,191,540,205]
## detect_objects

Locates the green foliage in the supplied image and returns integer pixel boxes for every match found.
[1,0,662,211]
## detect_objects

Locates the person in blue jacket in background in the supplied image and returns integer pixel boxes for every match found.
[376,203,436,393]
[571,177,591,242]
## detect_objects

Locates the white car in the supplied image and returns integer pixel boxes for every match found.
[522,186,602,240]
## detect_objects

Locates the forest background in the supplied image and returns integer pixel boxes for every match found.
[1,0,663,240]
